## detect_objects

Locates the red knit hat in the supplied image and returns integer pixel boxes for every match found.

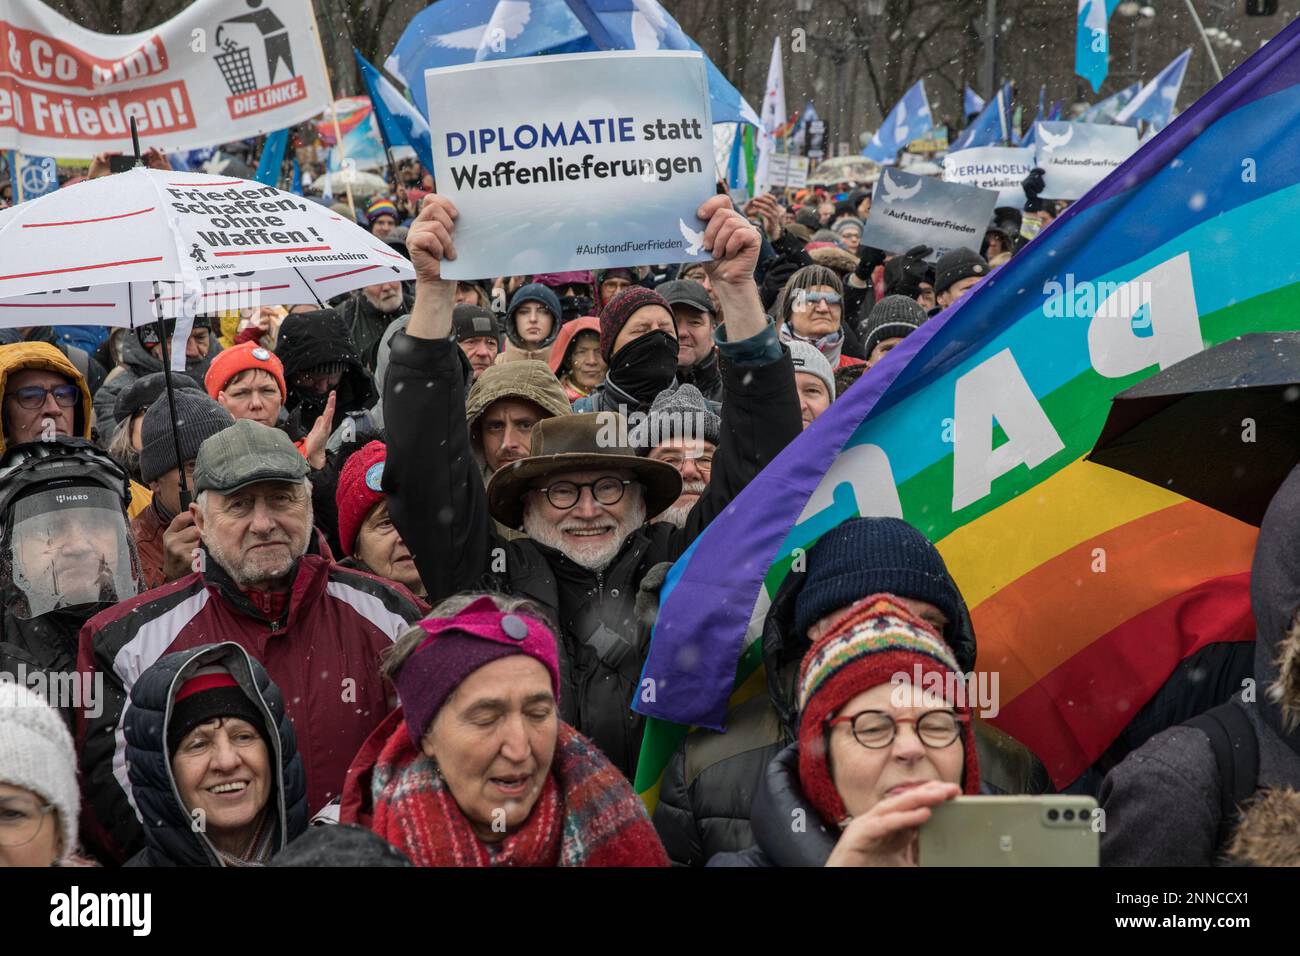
[796,594,980,828]
[336,440,387,557]
[598,286,673,363]
[205,341,287,402]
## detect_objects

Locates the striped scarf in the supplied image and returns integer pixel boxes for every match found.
[370,720,669,867]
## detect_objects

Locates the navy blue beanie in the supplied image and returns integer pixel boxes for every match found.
[794,517,965,646]
[505,283,562,349]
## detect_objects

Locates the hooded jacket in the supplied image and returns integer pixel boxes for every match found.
[382,325,802,780]
[1100,463,1300,865]
[0,341,93,456]
[123,642,308,867]
[274,310,378,435]
[549,315,603,403]
[76,548,420,862]
[502,284,562,364]
[651,557,1048,866]
[18,327,106,397]
[93,331,222,446]
[464,359,573,484]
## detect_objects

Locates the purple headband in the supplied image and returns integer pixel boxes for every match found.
[395,597,561,746]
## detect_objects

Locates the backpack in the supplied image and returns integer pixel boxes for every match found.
[1184,702,1258,852]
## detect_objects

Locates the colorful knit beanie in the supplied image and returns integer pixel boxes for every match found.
[598,286,673,363]
[796,593,980,827]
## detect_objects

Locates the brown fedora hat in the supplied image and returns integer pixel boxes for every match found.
[486,412,682,529]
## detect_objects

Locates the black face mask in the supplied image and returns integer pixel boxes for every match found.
[559,295,593,325]
[606,330,679,407]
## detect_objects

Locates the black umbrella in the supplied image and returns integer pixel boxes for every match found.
[1088,332,1300,526]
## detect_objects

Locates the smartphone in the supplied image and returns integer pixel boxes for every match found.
[109,155,138,174]
[919,795,1099,867]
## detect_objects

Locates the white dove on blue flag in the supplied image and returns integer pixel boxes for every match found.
[1116,49,1192,130]
[951,83,1012,151]
[386,0,759,126]
[862,80,933,164]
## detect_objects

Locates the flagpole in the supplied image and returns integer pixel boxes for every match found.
[12,150,24,204]
[1181,0,1224,82]
[306,0,356,218]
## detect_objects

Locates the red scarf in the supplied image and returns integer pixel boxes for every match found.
[369,719,668,867]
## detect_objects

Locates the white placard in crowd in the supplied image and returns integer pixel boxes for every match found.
[767,154,809,188]
[424,51,716,280]
[0,0,331,156]
[1034,121,1139,200]
[861,168,998,260]
[942,146,1034,209]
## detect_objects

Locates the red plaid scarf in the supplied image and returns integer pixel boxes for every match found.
[370,720,668,867]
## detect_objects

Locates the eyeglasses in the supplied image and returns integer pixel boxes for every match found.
[798,291,842,307]
[826,709,967,750]
[533,477,632,510]
[0,796,57,847]
[5,384,79,410]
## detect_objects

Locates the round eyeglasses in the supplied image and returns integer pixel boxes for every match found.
[826,709,967,749]
[533,477,632,510]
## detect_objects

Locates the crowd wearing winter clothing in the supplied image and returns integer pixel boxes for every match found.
[1,139,1298,877]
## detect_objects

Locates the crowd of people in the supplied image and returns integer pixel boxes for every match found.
[0,139,1296,872]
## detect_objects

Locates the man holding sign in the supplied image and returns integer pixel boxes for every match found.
[381,192,801,780]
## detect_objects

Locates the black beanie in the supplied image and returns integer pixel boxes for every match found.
[934,248,989,296]
[793,517,965,648]
[167,666,270,756]
[138,390,235,484]
[452,304,501,344]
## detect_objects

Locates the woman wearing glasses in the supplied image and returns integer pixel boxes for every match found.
[710,594,981,867]
[0,682,83,867]
[774,265,867,372]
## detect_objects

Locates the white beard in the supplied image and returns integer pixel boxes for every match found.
[523,494,647,572]
[652,482,707,529]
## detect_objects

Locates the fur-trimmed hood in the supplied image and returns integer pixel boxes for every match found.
[1227,787,1300,866]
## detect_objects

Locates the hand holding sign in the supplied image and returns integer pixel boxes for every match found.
[407,194,460,286]
[699,195,761,289]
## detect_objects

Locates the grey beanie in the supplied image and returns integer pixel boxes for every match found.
[860,295,927,355]
[139,390,236,484]
[637,383,721,451]
[786,339,837,399]
[0,682,79,862]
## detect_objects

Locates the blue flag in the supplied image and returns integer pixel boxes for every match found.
[354,48,436,175]
[862,80,933,164]
[1021,85,1049,149]
[1079,81,1142,123]
[290,157,303,196]
[386,0,759,126]
[254,128,289,186]
[1076,0,1122,93]
[951,83,1012,151]
[1116,49,1192,130]
[964,85,985,117]
[11,153,58,200]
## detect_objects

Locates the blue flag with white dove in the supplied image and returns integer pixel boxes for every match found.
[386,0,758,126]
[1116,49,1191,130]
[862,80,933,164]
[951,83,1012,151]
[354,49,436,174]
[964,85,985,117]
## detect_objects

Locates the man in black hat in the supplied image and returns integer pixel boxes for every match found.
[381,193,803,779]
[933,247,990,313]
[451,304,501,381]
[658,278,723,404]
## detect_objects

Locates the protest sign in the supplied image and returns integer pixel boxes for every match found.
[861,168,997,260]
[943,146,1033,208]
[424,51,716,279]
[1034,121,1139,200]
[767,153,808,188]
[0,0,331,157]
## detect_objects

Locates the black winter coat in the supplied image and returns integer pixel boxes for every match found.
[122,642,308,867]
[338,289,414,373]
[383,331,802,779]
[0,608,94,731]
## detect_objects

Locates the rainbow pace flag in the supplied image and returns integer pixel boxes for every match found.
[633,18,1300,802]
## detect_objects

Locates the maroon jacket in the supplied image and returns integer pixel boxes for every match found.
[76,551,421,862]
[129,500,168,592]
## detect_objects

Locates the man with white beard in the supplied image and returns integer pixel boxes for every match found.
[638,384,719,530]
[381,193,803,779]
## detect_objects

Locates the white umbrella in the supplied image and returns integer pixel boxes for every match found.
[314,169,388,197]
[0,166,414,505]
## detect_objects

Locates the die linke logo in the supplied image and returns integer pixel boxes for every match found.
[213,0,307,120]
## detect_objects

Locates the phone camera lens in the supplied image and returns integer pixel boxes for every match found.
[1063,809,1075,821]
[1047,809,1059,821]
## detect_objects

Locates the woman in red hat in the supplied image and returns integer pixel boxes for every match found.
[710,594,981,867]
[335,440,427,603]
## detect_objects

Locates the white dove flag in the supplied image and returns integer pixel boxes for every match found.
[423,50,715,278]
[1034,121,1139,200]
[860,168,998,260]
[754,37,787,194]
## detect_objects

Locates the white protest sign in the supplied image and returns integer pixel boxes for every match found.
[425,51,716,279]
[0,0,331,157]
[942,146,1033,209]
[1034,122,1139,200]
[861,168,997,260]
[767,154,808,188]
